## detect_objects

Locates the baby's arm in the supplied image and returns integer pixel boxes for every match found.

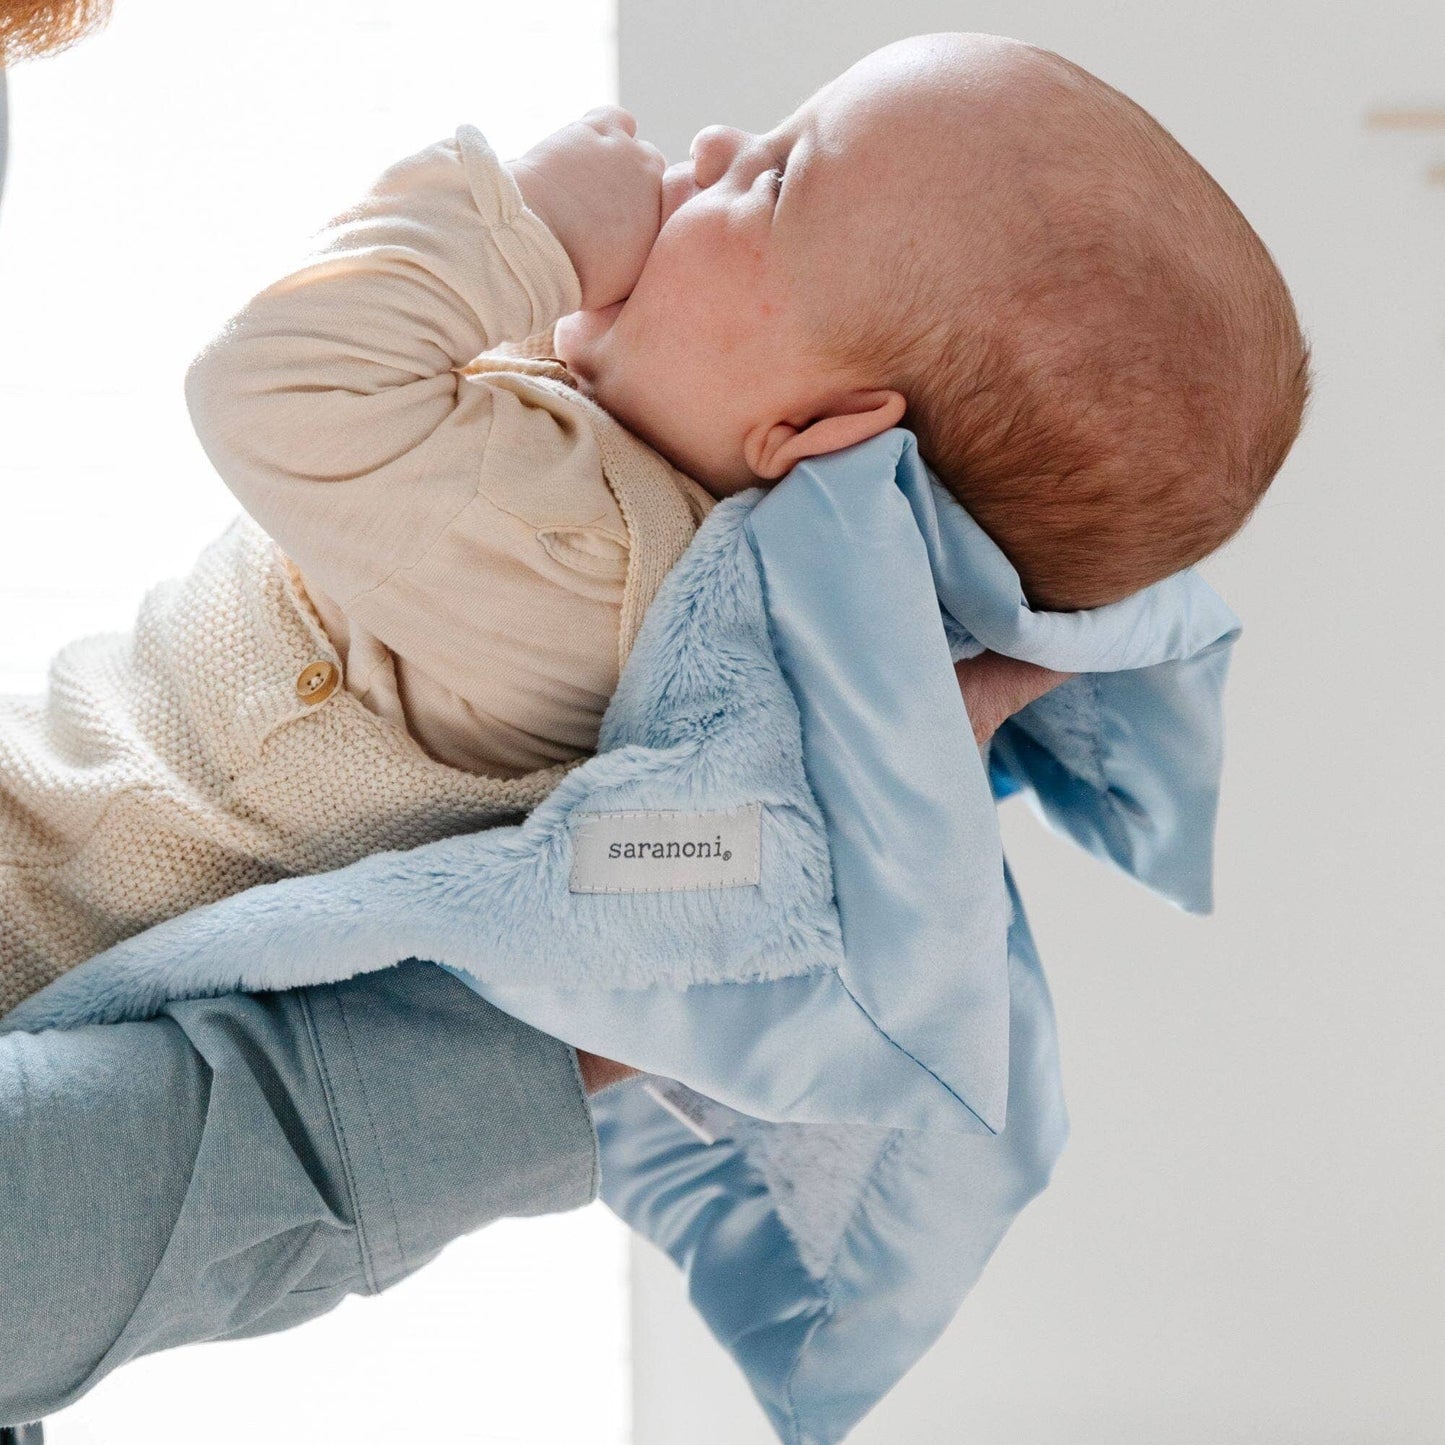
[184,123,588,611]
[185,108,664,615]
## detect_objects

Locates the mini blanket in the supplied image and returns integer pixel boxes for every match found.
[2,428,1239,1444]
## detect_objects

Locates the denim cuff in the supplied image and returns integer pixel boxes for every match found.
[300,960,599,1293]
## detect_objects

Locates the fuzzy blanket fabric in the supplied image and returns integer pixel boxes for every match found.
[2,428,1241,1443]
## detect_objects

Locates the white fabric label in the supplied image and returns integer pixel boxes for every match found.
[642,1079,738,1145]
[569,804,762,894]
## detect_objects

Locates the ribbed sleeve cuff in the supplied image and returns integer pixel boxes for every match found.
[456,122,585,332]
[302,960,598,1294]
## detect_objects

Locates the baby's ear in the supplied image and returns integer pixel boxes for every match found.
[745,389,907,480]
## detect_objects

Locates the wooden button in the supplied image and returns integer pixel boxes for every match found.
[296,660,340,705]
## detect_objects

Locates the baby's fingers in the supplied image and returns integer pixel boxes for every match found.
[636,137,668,172]
[581,104,637,137]
[577,108,666,179]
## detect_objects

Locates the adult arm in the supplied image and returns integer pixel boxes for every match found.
[0,960,597,1425]
[955,651,1075,748]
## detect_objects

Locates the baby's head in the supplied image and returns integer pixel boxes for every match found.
[554,32,1310,610]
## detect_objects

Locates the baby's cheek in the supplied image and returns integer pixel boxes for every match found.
[645,220,761,367]
[672,272,751,360]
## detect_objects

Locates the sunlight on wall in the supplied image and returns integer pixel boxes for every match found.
[0,1,630,1441]
[0,0,616,692]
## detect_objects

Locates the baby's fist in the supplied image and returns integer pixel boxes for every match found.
[509,107,666,312]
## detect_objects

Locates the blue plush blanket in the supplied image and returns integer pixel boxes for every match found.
[3,429,1239,1444]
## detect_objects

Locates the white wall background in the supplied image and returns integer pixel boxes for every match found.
[0,4,633,1442]
[618,2,1445,1441]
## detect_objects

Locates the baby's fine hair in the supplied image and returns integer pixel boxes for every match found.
[814,46,1310,611]
[0,0,112,61]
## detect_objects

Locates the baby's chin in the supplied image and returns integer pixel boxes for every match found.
[553,301,626,389]
[552,304,733,494]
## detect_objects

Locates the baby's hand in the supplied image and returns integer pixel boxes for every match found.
[509,106,667,312]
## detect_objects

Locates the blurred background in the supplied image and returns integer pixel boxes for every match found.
[2,0,1442,1441]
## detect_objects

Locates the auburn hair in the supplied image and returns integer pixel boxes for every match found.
[1,0,112,63]
[807,48,1312,612]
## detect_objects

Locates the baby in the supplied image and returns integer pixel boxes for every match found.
[0,32,1307,1018]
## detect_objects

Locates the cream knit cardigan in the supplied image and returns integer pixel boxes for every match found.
[0,354,700,1019]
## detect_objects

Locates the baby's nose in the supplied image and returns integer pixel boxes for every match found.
[689,124,747,186]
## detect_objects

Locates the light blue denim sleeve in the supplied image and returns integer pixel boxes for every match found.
[0,960,597,1426]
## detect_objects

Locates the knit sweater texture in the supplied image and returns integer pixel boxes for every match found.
[0,373,699,1017]
[0,127,708,1017]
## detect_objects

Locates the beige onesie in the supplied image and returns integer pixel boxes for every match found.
[0,126,716,1016]
[187,123,717,779]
